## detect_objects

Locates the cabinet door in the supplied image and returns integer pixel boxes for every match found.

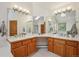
[54,43,65,56]
[23,40,28,56]
[32,39,37,52]
[48,38,53,52]
[78,42,79,56]
[66,45,77,57]
[12,46,26,57]
[28,40,32,56]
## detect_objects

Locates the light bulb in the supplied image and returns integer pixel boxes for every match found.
[48,19,52,21]
[23,9,26,12]
[67,7,72,10]
[26,10,30,13]
[58,9,61,13]
[62,8,66,12]
[54,11,57,14]
[19,7,22,11]
[13,5,18,9]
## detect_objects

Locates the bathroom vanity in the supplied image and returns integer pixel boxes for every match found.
[48,37,78,57]
[8,37,37,57]
[7,34,79,57]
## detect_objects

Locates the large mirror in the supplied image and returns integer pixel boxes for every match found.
[46,10,77,37]
[7,8,33,36]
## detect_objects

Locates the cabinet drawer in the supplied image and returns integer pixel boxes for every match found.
[11,41,22,49]
[32,38,36,42]
[66,40,78,47]
[23,40,28,45]
[54,39,65,45]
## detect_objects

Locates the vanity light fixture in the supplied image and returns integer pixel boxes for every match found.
[12,5,30,15]
[54,6,73,15]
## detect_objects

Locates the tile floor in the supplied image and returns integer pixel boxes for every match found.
[0,40,59,57]
[32,48,60,57]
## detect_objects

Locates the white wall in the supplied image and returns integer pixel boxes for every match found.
[0,2,79,36]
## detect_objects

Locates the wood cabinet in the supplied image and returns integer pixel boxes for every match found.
[11,38,37,57]
[48,38,54,52]
[54,39,65,56]
[48,38,79,57]
[9,20,17,36]
[65,40,78,57]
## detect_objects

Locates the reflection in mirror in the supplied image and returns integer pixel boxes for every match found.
[33,16,39,34]
[54,10,78,37]
[45,16,57,34]
[58,23,66,33]
[7,8,32,36]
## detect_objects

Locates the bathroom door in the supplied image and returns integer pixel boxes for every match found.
[40,23,45,34]
[9,20,17,36]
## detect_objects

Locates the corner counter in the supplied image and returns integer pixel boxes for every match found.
[8,34,79,43]
[7,34,79,57]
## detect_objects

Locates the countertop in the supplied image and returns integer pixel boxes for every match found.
[7,34,79,42]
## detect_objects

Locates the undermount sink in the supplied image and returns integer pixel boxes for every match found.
[53,33,67,37]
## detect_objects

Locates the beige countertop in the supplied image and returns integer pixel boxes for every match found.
[7,34,79,42]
